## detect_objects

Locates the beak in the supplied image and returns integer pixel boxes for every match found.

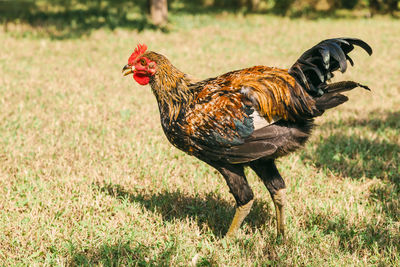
[122,64,134,76]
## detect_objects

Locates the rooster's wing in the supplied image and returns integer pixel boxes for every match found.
[183,66,314,164]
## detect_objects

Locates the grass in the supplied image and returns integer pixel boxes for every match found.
[0,12,399,266]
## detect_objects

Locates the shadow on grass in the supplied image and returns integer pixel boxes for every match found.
[96,182,273,237]
[301,109,399,255]
[69,236,226,266]
[71,238,179,266]
[323,110,400,132]
[302,134,399,181]
[1,1,160,39]
[67,182,273,265]
[2,1,243,40]
[1,1,382,39]
[304,210,400,255]
[302,110,400,182]
[10,10,158,39]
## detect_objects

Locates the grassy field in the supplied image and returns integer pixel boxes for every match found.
[0,12,399,266]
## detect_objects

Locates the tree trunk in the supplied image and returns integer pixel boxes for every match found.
[249,0,260,11]
[150,0,168,26]
[369,0,380,16]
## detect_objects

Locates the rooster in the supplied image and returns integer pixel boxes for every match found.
[122,38,372,238]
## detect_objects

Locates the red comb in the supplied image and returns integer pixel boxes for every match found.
[128,43,148,64]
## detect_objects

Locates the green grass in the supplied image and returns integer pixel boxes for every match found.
[0,13,399,266]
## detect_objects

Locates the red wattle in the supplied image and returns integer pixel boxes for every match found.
[133,72,150,85]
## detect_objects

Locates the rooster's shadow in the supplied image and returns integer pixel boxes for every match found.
[302,110,400,182]
[301,109,400,223]
[95,182,274,238]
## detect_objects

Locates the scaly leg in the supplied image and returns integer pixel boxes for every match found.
[250,159,287,238]
[226,199,254,237]
[211,163,254,237]
[272,188,286,237]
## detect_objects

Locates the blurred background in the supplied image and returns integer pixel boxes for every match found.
[0,0,399,37]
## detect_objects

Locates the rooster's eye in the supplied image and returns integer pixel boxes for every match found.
[140,58,147,66]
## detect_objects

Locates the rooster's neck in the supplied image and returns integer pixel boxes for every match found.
[149,64,196,123]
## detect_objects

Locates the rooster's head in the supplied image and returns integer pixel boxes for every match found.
[122,43,157,85]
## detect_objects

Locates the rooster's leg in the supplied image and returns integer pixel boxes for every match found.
[226,199,254,237]
[212,163,254,237]
[272,188,286,237]
[250,159,286,238]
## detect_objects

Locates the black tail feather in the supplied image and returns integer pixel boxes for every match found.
[288,38,372,97]
[315,93,349,112]
[322,81,371,93]
[314,80,371,114]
